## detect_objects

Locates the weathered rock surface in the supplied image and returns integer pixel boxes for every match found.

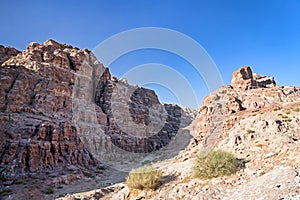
[0,39,195,194]
[231,66,276,90]
[166,66,300,199]
[188,66,300,156]
[3,40,298,200]
[0,40,101,181]
[0,45,20,65]
[85,66,298,200]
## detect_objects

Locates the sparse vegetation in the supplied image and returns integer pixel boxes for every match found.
[278,113,289,119]
[95,165,105,174]
[126,166,163,190]
[141,160,151,165]
[273,107,281,111]
[286,118,292,122]
[281,115,289,119]
[255,143,264,148]
[83,171,94,178]
[294,107,300,112]
[14,180,24,185]
[247,129,255,134]
[44,187,54,195]
[179,176,192,183]
[285,110,291,115]
[0,189,13,196]
[193,150,239,179]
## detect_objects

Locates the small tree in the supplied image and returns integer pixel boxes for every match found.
[193,150,238,179]
[126,166,163,190]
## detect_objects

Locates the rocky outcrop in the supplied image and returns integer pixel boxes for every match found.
[189,66,300,155]
[0,45,19,65]
[231,66,276,90]
[0,40,195,182]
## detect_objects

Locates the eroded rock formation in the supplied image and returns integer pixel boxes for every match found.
[189,66,300,153]
[0,40,100,180]
[231,66,276,90]
[0,40,195,181]
[57,66,300,200]
[0,45,19,65]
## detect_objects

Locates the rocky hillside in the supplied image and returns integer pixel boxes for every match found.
[0,40,195,199]
[60,66,300,199]
[0,40,298,199]
[189,66,300,154]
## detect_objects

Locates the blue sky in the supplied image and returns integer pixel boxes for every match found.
[2,0,300,108]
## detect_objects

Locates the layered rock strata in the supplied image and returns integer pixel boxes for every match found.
[0,40,195,180]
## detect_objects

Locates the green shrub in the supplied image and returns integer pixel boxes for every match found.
[281,115,289,119]
[294,107,300,112]
[0,189,13,196]
[286,118,292,122]
[44,188,54,195]
[126,166,163,190]
[246,129,255,134]
[193,150,238,179]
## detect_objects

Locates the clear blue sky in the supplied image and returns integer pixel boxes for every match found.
[2,0,300,108]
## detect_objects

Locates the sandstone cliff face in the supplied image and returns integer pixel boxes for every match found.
[74,60,194,171]
[0,40,195,183]
[0,40,100,180]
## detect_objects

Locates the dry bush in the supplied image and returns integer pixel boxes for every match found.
[193,150,238,179]
[126,166,163,190]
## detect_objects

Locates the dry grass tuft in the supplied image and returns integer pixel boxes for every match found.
[126,166,163,190]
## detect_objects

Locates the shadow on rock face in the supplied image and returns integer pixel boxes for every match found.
[109,103,183,154]
[75,71,194,174]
